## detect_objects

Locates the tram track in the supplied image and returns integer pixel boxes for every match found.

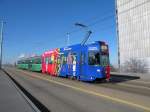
[95,83,150,97]
[5,67,150,97]
[4,67,150,112]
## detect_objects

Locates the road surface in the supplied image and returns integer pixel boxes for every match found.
[3,67,150,112]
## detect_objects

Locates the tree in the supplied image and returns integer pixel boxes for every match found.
[110,64,118,72]
[123,58,147,73]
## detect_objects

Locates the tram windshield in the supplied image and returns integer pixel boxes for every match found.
[100,44,109,66]
[100,55,109,66]
[88,51,109,66]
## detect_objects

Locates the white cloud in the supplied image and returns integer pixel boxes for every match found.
[18,53,26,59]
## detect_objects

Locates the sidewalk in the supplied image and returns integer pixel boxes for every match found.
[0,70,37,112]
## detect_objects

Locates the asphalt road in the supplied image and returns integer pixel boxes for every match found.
[4,67,150,112]
[95,75,150,97]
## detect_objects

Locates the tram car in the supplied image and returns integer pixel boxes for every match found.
[28,56,42,72]
[58,41,110,81]
[42,49,59,76]
[17,58,29,70]
[17,56,42,72]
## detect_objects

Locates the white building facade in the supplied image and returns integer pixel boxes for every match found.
[116,0,150,72]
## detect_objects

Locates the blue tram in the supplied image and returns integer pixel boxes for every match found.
[58,41,110,81]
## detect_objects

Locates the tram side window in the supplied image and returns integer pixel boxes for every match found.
[22,60,24,64]
[26,60,30,64]
[23,60,26,64]
[63,56,67,64]
[61,55,67,64]
[25,60,29,64]
[18,61,21,64]
[49,55,55,64]
[33,59,36,64]
[81,53,85,64]
[34,58,41,64]
[88,51,100,65]
[72,53,77,64]
[38,58,41,64]
[45,58,49,64]
[48,57,52,64]
[29,60,33,64]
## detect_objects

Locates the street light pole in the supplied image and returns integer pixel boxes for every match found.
[115,0,120,72]
[67,32,70,46]
[0,21,4,69]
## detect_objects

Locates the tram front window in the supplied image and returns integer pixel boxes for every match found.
[100,55,109,66]
[88,51,100,65]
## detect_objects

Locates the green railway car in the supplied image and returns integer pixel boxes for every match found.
[29,56,42,72]
[17,56,42,72]
[17,59,29,70]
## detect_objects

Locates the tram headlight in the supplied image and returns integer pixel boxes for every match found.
[97,69,100,72]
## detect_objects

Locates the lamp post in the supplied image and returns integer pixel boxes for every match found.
[66,32,70,46]
[115,0,120,72]
[0,21,4,69]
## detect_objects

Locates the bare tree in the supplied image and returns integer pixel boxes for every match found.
[123,58,147,73]
[110,64,118,72]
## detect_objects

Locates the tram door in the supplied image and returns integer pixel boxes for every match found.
[56,55,61,75]
[80,52,86,79]
[29,60,32,70]
[67,52,77,77]
[67,52,72,76]
[45,57,49,72]
[59,54,67,77]
[72,53,77,77]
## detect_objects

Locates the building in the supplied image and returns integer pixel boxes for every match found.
[116,0,150,72]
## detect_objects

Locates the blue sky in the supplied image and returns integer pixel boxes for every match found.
[0,0,117,65]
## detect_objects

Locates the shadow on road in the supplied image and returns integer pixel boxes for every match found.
[93,75,140,84]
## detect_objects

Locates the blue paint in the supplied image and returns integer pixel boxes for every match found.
[58,41,109,81]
